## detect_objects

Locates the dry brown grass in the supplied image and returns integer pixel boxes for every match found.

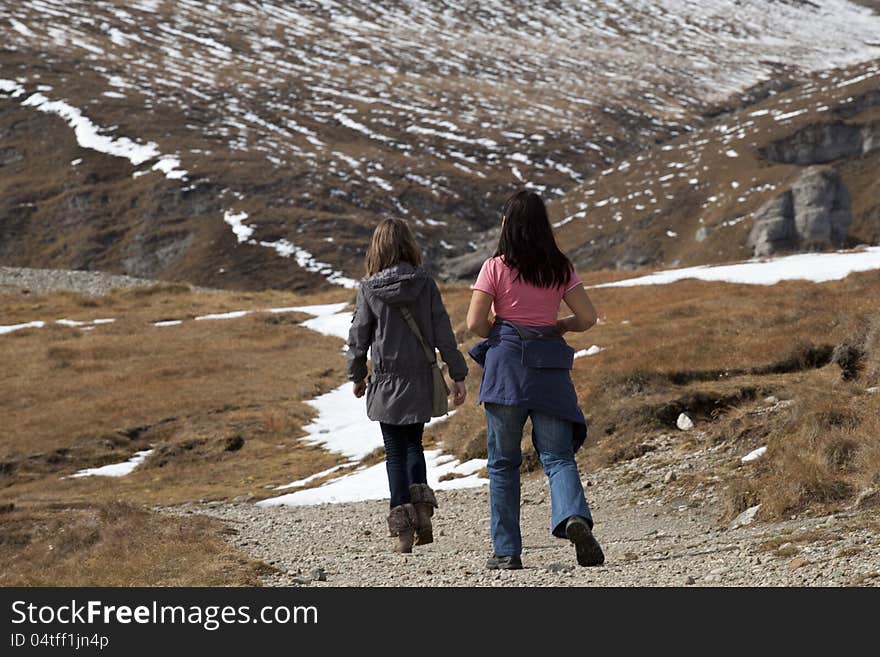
[1,284,353,585]
[728,386,880,520]
[1,285,352,505]
[0,502,271,586]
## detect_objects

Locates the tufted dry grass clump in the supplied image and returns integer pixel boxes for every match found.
[724,383,880,520]
[0,502,272,586]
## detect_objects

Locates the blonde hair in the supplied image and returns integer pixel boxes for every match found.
[365,218,422,276]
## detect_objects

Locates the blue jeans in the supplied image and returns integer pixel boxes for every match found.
[485,402,593,557]
[380,422,427,509]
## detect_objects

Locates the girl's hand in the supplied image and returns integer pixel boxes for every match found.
[452,380,467,406]
[353,380,366,398]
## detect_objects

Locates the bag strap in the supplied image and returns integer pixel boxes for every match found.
[398,306,437,366]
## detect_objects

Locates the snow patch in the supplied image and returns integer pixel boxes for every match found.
[594,247,880,288]
[70,449,154,478]
[0,320,45,335]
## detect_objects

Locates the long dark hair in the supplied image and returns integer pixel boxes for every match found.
[494,190,572,288]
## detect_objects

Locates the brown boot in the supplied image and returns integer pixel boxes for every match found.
[387,503,417,554]
[409,484,438,546]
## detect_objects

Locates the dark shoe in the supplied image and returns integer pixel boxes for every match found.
[387,504,418,554]
[565,516,605,567]
[486,554,523,570]
[409,484,438,546]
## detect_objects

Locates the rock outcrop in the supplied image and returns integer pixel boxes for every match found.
[748,167,852,256]
[761,121,880,165]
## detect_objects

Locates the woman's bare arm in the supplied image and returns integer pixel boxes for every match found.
[557,284,598,334]
[466,290,494,338]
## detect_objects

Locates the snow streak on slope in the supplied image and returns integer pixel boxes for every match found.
[69,449,154,478]
[2,1,880,285]
[593,247,880,288]
[0,80,187,179]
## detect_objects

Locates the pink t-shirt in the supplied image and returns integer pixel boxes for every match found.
[473,256,581,327]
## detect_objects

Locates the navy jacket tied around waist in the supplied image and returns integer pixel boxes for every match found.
[468,321,588,451]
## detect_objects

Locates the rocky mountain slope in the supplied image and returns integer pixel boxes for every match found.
[2,1,880,290]
[549,59,880,273]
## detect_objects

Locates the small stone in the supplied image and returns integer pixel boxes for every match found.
[709,566,730,576]
[676,413,694,431]
[729,504,761,529]
[764,395,779,404]
[664,471,677,484]
[854,488,880,510]
[684,576,695,586]
[546,562,574,573]
[703,574,720,583]
[291,576,312,586]
[741,446,767,463]
[310,567,327,582]
[788,558,812,571]
[865,386,879,394]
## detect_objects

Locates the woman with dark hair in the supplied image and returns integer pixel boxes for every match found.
[466,190,604,570]
[348,218,468,553]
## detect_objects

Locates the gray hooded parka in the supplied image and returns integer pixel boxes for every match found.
[347,263,468,425]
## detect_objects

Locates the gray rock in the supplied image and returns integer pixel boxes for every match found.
[761,121,864,165]
[729,504,761,529]
[854,488,880,510]
[676,413,694,431]
[748,191,796,257]
[792,167,852,247]
[664,471,677,484]
[311,567,327,582]
[545,562,574,574]
[747,167,852,256]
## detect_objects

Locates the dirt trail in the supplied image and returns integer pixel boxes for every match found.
[178,421,880,587]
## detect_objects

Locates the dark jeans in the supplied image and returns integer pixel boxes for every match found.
[380,422,428,509]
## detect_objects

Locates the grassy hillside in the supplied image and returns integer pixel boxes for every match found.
[2,269,879,583]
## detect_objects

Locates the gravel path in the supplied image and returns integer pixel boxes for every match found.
[0,266,162,296]
[176,420,880,587]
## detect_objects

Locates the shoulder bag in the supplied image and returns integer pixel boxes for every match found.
[398,306,450,417]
